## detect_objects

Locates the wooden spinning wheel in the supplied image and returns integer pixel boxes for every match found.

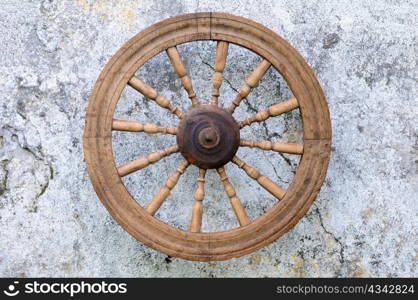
[83,13,331,261]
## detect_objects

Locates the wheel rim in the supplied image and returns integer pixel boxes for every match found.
[83,12,331,261]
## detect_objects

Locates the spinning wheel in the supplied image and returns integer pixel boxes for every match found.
[83,13,331,261]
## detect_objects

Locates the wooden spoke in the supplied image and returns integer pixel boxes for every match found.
[190,168,206,232]
[128,76,184,119]
[166,47,200,107]
[240,139,303,155]
[117,145,179,177]
[227,59,271,113]
[239,97,299,128]
[232,156,286,200]
[211,41,229,106]
[146,160,190,215]
[112,119,177,135]
[217,167,250,226]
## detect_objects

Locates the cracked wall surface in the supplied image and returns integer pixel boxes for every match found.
[0,0,417,277]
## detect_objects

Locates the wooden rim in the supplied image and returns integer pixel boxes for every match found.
[83,12,331,261]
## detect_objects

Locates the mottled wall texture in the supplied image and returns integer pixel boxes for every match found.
[0,0,417,277]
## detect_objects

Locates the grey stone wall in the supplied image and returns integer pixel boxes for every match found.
[0,0,416,277]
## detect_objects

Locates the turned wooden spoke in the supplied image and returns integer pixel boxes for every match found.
[211,41,229,106]
[166,47,200,107]
[146,160,190,216]
[239,97,299,128]
[240,139,303,155]
[112,119,177,135]
[190,168,206,232]
[128,76,184,119]
[217,167,250,226]
[232,156,286,200]
[227,59,271,113]
[117,145,179,177]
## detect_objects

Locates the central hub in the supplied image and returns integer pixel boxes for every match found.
[198,127,220,149]
[177,105,240,169]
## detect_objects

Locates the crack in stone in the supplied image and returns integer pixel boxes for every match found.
[277,150,294,171]
[37,166,52,199]
[314,205,345,268]
[246,126,286,183]
[262,153,285,183]
[20,147,53,212]
[2,125,54,205]
[198,54,242,97]
[0,159,10,198]
[256,119,294,171]
[164,256,172,264]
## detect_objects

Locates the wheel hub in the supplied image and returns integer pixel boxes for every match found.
[177,105,240,169]
[198,126,220,149]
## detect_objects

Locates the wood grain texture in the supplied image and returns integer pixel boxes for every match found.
[83,12,331,261]
[227,59,271,113]
[112,119,177,135]
[240,139,303,154]
[190,168,206,232]
[232,156,286,200]
[146,160,190,215]
[128,76,185,119]
[211,41,229,106]
[217,167,250,226]
[166,47,200,107]
[117,145,179,177]
[239,97,299,128]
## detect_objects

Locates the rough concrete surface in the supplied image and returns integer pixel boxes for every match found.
[0,0,417,277]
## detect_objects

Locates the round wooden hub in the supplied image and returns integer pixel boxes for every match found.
[177,105,240,169]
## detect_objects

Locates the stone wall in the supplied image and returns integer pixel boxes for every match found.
[0,0,416,277]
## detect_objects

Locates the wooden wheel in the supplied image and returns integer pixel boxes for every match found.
[83,13,331,261]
